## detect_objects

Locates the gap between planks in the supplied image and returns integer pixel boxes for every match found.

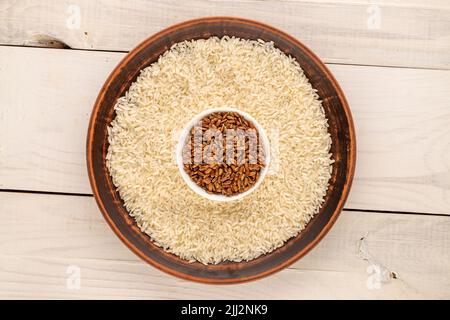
[0,189,449,217]
[1,44,447,72]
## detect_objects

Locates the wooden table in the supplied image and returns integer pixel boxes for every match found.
[0,0,449,299]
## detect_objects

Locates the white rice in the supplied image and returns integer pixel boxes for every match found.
[106,37,333,264]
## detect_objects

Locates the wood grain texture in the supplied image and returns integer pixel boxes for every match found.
[1,46,449,214]
[0,0,449,69]
[0,192,448,298]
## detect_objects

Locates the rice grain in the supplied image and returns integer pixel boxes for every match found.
[107,37,333,264]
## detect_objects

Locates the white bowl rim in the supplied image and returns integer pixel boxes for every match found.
[176,107,271,202]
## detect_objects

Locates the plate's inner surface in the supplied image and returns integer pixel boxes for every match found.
[89,18,353,282]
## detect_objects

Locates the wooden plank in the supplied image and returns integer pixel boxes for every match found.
[1,46,449,214]
[0,191,448,299]
[0,0,449,69]
[0,47,123,194]
[335,65,450,214]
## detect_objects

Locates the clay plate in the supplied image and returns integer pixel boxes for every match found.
[87,17,356,284]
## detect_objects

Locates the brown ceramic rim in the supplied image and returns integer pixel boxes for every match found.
[87,16,356,284]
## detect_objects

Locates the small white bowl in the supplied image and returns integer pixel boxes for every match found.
[176,107,270,202]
